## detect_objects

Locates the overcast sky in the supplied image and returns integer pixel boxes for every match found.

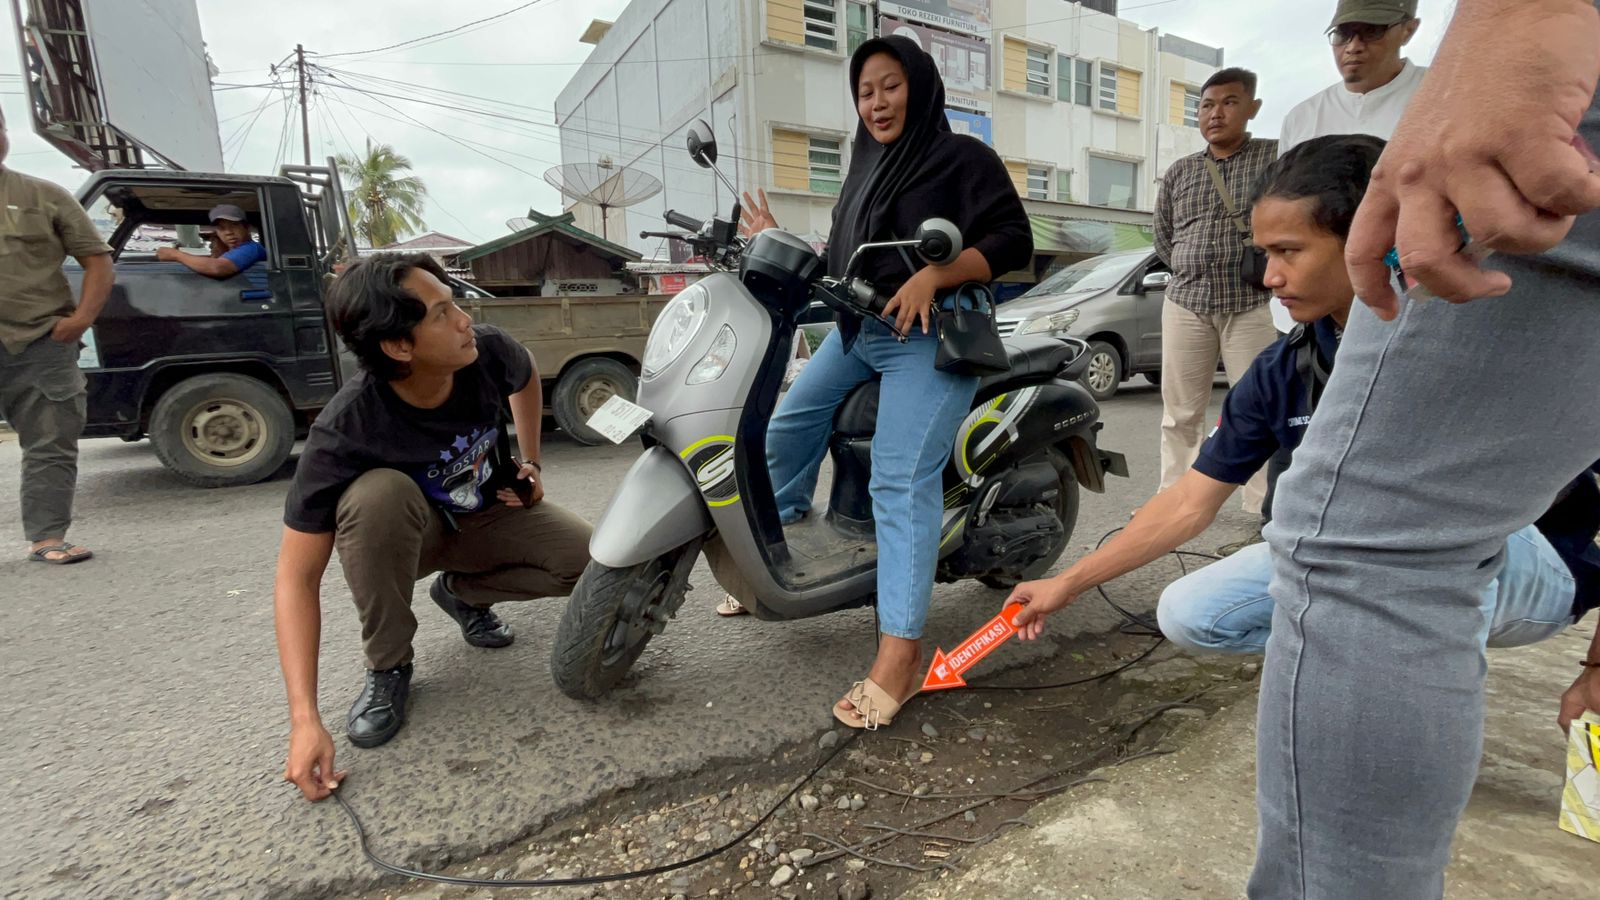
[0,0,1457,243]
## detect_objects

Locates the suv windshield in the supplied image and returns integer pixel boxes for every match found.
[1025,253,1146,297]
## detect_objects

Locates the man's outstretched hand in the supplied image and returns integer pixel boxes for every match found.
[284,720,347,802]
[1007,578,1079,641]
[1346,0,1600,319]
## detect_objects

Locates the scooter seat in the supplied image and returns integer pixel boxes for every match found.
[832,336,1079,438]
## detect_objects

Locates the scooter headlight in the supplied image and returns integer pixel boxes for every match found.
[643,284,710,380]
[687,325,738,385]
[1018,308,1080,336]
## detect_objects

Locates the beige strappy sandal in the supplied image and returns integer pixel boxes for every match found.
[833,678,911,730]
[715,594,749,617]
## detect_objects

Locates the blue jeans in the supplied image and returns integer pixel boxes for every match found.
[766,322,978,640]
[1158,526,1575,654]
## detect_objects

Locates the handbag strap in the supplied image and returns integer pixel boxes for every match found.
[1202,156,1252,240]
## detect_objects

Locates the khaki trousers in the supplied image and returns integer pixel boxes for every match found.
[0,336,87,541]
[1158,301,1278,512]
[334,468,593,670]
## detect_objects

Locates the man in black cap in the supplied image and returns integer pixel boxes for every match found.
[155,203,266,278]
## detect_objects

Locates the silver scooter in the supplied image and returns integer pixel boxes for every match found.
[550,121,1128,699]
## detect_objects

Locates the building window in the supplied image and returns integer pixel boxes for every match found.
[1173,83,1201,127]
[1025,48,1051,97]
[1056,170,1074,203]
[1089,155,1139,209]
[1026,166,1051,200]
[1057,55,1092,106]
[1096,63,1143,117]
[802,0,838,52]
[846,1,870,55]
[1098,63,1120,111]
[808,136,844,195]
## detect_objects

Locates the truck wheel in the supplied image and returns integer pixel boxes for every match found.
[553,358,637,445]
[551,546,695,700]
[149,374,294,488]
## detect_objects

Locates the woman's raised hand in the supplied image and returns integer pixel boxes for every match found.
[739,189,778,238]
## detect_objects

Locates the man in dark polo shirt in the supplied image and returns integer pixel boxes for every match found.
[1005,135,1596,660]
[0,107,114,565]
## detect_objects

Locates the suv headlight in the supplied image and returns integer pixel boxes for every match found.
[643,284,710,380]
[1018,308,1080,335]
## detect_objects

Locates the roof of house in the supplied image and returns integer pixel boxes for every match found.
[376,231,476,251]
[456,211,641,264]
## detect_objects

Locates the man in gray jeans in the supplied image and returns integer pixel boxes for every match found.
[0,108,114,565]
[1254,0,1600,896]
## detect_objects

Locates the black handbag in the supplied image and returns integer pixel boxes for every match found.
[933,283,1009,376]
[1203,156,1269,291]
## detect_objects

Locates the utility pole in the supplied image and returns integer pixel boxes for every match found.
[295,44,311,166]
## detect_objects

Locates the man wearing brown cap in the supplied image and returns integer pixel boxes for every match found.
[0,107,114,565]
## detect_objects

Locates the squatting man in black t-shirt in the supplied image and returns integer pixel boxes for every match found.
[274,253,592,802]
[1004,135,1599,655]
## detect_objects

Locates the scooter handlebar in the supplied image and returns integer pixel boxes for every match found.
[663,209,705,233]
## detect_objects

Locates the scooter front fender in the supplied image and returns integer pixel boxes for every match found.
[589,445,714,568]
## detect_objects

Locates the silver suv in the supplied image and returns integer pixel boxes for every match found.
[998,249,1171,400]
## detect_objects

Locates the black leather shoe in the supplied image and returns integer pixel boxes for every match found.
[346,663,412,749]
[430,573,514,648]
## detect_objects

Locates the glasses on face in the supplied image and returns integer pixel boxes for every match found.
[1327,21,1399,46]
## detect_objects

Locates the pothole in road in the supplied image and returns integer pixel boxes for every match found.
[361,632,1261,900]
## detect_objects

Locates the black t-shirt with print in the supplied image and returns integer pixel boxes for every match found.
[283,324,533,533]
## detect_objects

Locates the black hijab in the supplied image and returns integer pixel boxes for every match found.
[827,37,1031,319]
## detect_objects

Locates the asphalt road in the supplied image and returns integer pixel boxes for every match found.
[1,380,1249,899]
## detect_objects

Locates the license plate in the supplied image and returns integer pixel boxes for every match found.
[585,396,653,445]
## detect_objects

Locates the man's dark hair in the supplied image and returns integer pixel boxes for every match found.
[327,253,451,381]
[1249,134,1387,240]
[1201,67,1258,98]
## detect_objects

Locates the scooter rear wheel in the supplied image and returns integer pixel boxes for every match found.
[976,448,1080,589]
[551,549,692,700]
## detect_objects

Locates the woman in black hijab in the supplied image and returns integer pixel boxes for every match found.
[741,35,1032,729]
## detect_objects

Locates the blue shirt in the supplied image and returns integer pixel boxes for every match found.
[221,239,267,273]
[1194,317,1339,486]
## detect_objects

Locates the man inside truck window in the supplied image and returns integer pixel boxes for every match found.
[272,253,592,801]
[155,203,265,278]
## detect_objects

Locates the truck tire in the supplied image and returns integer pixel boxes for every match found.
[553,358,637,446]
[149,373,294,488]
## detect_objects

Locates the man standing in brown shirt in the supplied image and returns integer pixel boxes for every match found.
[1153,67,1280,516]
[0,108,114,564]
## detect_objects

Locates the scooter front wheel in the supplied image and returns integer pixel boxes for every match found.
[550,546,696,700]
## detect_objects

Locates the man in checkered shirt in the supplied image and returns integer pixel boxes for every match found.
[1153,66,1280,516]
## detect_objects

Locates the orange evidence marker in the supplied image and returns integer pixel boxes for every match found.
[921,603,1028,692]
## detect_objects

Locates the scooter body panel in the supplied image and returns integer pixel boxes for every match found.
[588,445,715,568]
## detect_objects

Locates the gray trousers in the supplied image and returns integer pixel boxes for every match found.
[1253,89,1600,897]
[0,336,87,542]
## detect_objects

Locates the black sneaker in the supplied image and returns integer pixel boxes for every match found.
[346,663,412,749]
[429,573,514,648]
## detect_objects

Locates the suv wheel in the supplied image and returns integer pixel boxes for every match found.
[1080,341,1123,401]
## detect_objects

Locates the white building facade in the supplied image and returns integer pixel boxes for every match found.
[555,0,1224,270]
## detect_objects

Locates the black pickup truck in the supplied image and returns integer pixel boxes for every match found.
[62,162,493,487]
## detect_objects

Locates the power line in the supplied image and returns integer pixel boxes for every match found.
[319,0,562,60]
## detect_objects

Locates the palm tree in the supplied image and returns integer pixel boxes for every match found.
[336,139,428,248]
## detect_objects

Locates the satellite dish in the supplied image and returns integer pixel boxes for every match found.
[543,162,664,241]
[505,217,536,232]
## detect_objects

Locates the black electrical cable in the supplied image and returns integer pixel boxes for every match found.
[330,527,1222,887]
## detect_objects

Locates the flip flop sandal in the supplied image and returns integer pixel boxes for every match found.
[715,594,750,617]
[27,542,93,565]
[833,677,911,731]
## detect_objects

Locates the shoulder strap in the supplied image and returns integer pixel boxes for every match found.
[1293,326,1331,414]
[1202,156,1251,238]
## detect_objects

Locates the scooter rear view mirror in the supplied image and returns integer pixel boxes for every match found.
[686,120,718,168]
[916,219,962,266]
